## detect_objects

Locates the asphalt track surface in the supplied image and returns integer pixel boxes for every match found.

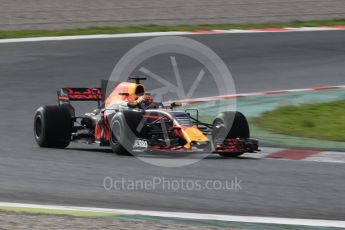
[0,31,345,220]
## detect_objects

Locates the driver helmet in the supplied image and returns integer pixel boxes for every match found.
[138,95,154,109]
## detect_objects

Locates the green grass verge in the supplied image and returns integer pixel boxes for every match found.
[0,19,344,39]
[252,100,345,142]
[0,207,339,230]
[0,206,117,217]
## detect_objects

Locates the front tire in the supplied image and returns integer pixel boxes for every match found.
[110,112,132,156]
[34,105,72,148]
[212,111,250,158]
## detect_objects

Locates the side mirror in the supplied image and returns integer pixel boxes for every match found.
[171,102,182,108]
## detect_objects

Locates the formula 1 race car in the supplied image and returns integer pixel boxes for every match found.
[33,77,259,157]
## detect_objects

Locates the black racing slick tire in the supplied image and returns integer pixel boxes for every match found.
[212,111,250,158]
[34,105,73,148]
[110,112,133,156]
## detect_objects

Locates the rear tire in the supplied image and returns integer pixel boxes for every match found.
[34,105,72,148]
[212,111,249,158]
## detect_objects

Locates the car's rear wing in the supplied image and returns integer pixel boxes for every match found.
[57,88,102,107]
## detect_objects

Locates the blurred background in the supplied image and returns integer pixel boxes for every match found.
[1,0,345,30]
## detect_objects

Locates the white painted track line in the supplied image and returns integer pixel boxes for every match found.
[0,32,191,44]
[0,26,344,44]
[181,84,345,104]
